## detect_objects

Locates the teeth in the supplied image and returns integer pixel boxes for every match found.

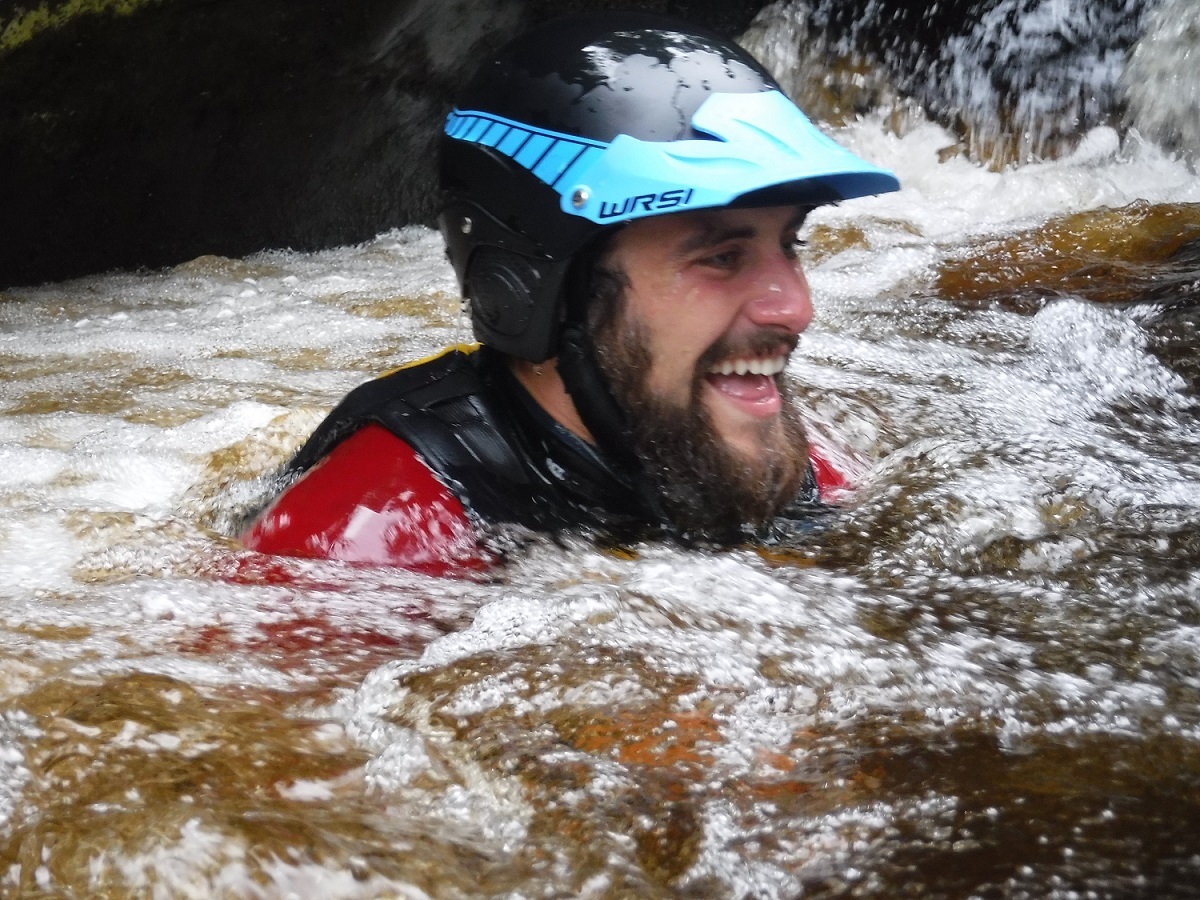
[709,356,787,377]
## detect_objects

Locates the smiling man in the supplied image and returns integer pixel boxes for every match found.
[241,12,899,570]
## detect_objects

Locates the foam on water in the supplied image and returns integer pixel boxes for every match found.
[0,712,35,832]
[2,31,1200,893]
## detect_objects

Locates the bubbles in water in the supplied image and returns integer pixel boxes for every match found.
[2,15,1200,893]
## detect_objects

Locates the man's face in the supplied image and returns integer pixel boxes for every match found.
[590,204,816,536]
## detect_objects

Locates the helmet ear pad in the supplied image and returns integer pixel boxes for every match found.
[439,139,599,362]
[464,247,569,363]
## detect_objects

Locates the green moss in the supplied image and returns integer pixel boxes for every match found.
[0,0,165,54]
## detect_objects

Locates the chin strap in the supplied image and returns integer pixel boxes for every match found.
[556,321,643,476]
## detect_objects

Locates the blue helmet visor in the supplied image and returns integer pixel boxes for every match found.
[445,89,900,225]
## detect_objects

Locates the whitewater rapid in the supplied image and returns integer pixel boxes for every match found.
[2,25,1200,896]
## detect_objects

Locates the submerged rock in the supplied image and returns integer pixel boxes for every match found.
[936,201,1200,307]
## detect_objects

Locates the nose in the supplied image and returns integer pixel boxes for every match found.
[745,255,813,334]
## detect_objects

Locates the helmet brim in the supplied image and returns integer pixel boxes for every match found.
[556,90,900,223]
[446,89,899,228]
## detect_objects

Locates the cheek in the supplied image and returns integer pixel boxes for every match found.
[636,284,729,383]
[645,313,716,400]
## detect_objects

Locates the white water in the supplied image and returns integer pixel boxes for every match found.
[3,18,1200,900]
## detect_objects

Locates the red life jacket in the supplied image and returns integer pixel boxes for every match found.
[242,423,489,576]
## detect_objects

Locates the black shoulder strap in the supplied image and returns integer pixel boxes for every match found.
[285,347,535,521]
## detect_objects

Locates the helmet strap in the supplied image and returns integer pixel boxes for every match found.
[557,320,640,473]
[559,320,680,530]
[555,233,641,472]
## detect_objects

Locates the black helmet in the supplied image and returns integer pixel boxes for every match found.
[438,11,899,363]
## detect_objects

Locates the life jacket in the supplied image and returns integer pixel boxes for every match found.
[243,345,653,570]
[242,344,842,570]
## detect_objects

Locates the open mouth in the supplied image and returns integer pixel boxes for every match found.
[703,353,789,416]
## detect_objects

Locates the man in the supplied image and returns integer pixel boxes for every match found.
[241,11,899,572]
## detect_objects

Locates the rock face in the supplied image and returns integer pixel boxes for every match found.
[0,0,766,288]
[0,0,1164,289]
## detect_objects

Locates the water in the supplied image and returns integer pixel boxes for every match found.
[3,7,1200,899]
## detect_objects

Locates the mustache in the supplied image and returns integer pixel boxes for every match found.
[697,328,800,373]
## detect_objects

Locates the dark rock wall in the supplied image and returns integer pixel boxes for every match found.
[0,0,1158,289]
[0,0,765,288]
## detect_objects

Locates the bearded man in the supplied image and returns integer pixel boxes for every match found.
[241,11,899,572]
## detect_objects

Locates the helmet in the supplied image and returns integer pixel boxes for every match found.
[438,11,899,363]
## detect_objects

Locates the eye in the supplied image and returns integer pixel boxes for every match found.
[783,231,808,260]
[698,246,744,271]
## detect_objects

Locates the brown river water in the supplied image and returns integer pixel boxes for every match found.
[3,2,1200,897]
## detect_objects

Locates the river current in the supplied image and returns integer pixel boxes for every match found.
[4,6,1200,899]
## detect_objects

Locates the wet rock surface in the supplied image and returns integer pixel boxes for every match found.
[0,0,766,289]
[0,0,1171,289]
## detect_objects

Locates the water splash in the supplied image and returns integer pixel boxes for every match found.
[742,0,1189,167]
[1122,0,1200,162]
[1,15,1200,892]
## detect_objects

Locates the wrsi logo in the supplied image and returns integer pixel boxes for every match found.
[597,190,696,220]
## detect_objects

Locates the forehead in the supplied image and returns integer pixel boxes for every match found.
[613,204,809,256]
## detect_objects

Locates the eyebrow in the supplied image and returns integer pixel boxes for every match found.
[670,206,813,260]
[672,222,756,260]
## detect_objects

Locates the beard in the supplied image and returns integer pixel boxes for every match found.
[592,312,811,542]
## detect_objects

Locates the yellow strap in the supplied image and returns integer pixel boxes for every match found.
[380,342,480,378]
